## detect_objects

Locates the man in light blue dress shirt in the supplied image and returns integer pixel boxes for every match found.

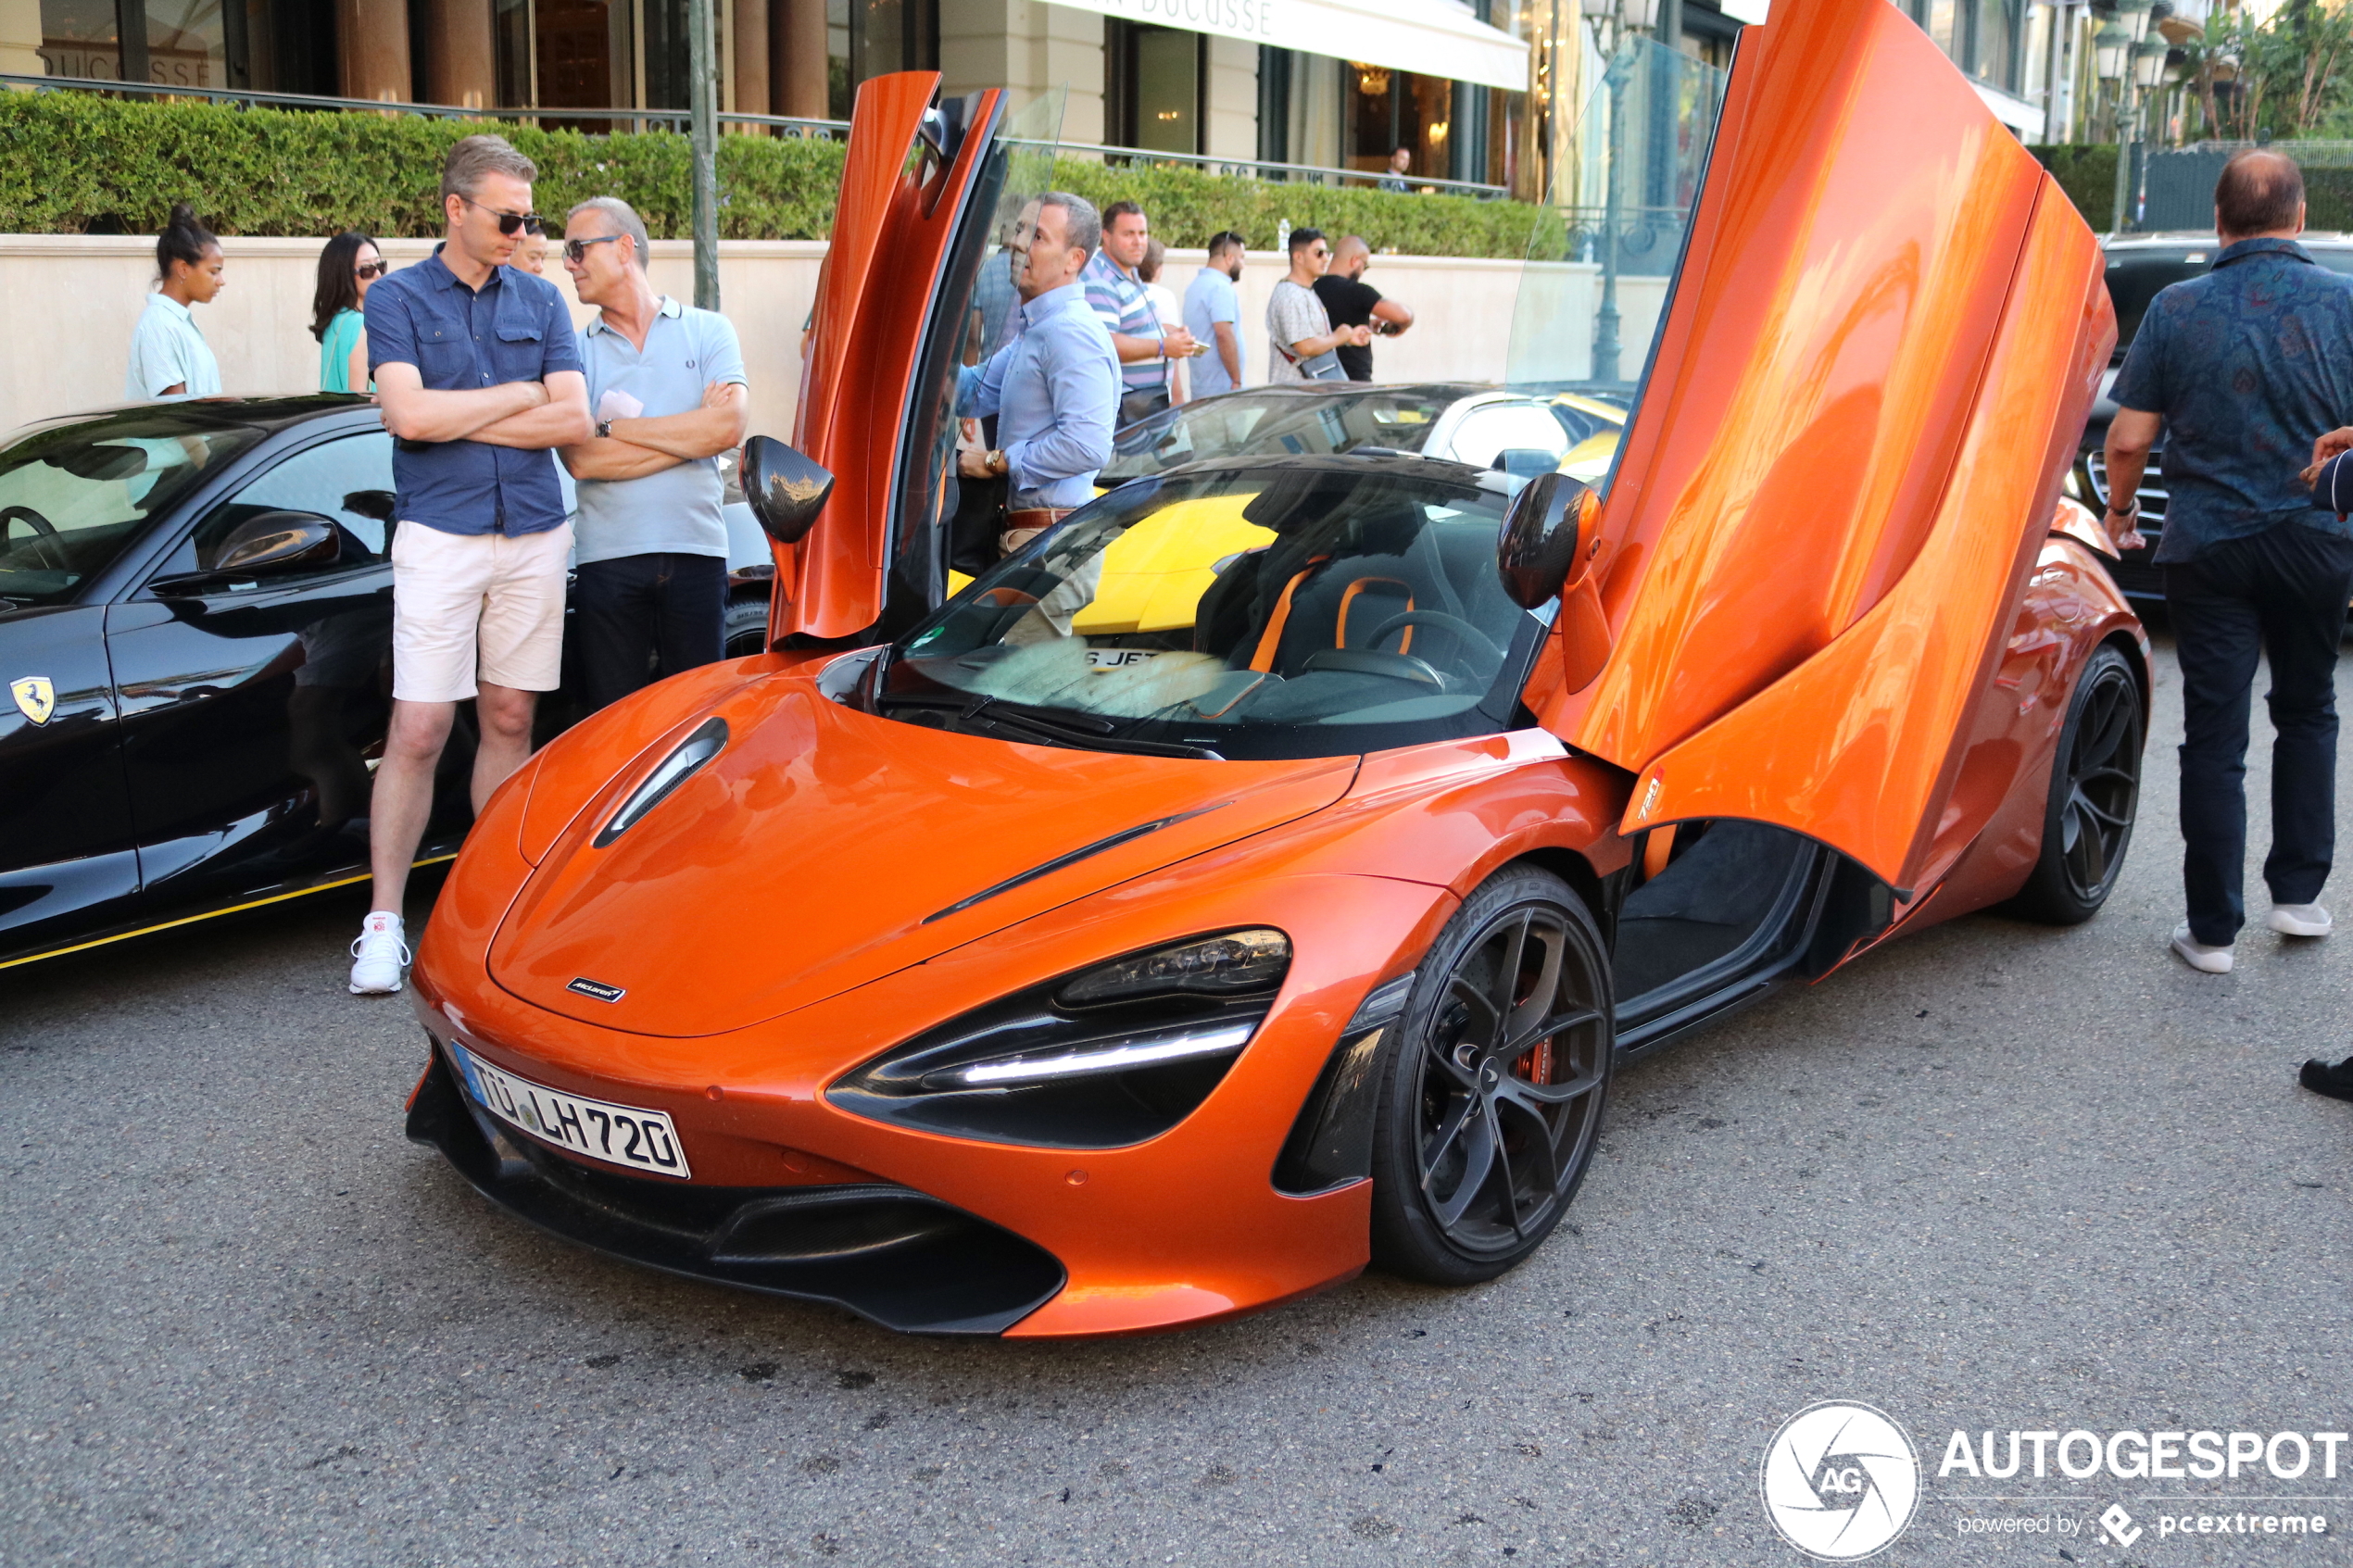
[956,191,1121,558]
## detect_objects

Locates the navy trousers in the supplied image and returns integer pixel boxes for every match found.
[573,552,726,715]
[2164,521,2353,944]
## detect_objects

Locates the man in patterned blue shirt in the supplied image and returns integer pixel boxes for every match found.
[2106,149,2353,977]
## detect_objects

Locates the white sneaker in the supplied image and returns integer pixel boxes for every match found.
[348,910,410,995]
[2270,902,2334,938]
[2171,922,2234,974]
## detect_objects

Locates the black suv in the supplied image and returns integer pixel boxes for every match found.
[2075,232,2353,598]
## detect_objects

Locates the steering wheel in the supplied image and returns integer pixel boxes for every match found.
[1362,609,1505,663]
[0,505,69,572]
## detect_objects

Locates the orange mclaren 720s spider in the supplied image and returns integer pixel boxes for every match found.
[403,0,2149,1336]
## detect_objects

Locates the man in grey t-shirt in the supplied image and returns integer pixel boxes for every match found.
[1266,228,1370,383]
[558,196,750,712]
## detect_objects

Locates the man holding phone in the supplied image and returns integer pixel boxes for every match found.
[347,133,591,996]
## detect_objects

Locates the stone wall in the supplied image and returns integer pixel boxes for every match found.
[0,234,1656,442]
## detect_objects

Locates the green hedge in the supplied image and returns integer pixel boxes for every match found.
[2029,144,2121,231]
[1043,160,1540,258]
[0,89,1541,257]
[2301,166,2353,230]
[0,89,844,239]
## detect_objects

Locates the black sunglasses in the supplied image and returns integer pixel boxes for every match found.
[464,196,541,237]
[354,259,388,280]
[563,234,624,264]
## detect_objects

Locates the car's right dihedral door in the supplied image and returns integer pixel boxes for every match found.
[1532,0,2110,897]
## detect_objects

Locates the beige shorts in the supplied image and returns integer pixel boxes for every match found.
[390,519,572,703]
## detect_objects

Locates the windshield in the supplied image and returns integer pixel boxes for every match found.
[0,411,262,607]
[877,460,1542,760]
[1099,387,1461,483]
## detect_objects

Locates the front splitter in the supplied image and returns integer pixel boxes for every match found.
[406,1042,1066,1336]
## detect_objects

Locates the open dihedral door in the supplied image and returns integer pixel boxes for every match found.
[1531,0,2109,897]
[771,75,1007,642]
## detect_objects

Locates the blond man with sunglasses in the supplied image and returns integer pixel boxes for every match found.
[348,133,591,997]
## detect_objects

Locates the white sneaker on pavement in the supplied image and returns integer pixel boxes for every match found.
[2170,922,2234,974]
[348,910,410,995]
[2269,902,2333,937]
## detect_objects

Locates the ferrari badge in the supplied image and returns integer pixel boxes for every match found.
[10,675,54,726]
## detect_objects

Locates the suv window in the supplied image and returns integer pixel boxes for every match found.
[151,431,397,589]
[2107,243,2353,362]
[1448,402,1573,470]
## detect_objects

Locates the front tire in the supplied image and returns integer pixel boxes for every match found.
[2007,644,2143,924]
[1369,866,1614,1286]
[723,596,771,659]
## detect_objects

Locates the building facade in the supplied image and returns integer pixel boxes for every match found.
[0,1,1735,200]
[0,2,2069,203]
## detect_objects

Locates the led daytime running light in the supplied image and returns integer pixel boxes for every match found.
[593,717,727,847]
[952,1022,1255,1087]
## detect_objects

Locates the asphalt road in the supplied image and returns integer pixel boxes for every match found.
[5,630,2351,1568]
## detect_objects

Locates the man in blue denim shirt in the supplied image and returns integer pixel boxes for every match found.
[347,133,591,996]
[957,192,1121,558]
[2107,149,2353,977]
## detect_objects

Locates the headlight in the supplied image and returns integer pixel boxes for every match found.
[1055,929,1289,1006]
[2062,465,2084,500]
[593,717,726,847]
[827,930,1290,1149]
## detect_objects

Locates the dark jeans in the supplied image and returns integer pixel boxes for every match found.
[2165,521,2353,944]
[573,552,726,714]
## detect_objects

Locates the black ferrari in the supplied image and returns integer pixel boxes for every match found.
[0,396,769,970]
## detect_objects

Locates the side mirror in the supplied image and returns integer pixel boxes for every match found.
[152,511,343,595]
[739,434,836,546]
[1495,471,1602,609]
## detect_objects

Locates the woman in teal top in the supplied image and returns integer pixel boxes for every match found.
[310,231,385,393]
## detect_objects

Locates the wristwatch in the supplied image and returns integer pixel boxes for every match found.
[596,418,613,440]
[986,448,1009,477]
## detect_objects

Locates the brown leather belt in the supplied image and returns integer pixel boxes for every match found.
[1005,508,1072,533]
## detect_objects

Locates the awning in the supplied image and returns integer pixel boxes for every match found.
[1050,0,1529,93]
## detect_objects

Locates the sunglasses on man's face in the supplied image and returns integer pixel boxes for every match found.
[564,233,624,265]
[464,196,541,236]
[354,260,387,280]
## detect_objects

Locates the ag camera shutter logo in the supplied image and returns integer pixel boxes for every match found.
[1761,1401,1922,1560]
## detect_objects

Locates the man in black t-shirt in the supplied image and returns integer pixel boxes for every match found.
[1311,235,1416,382]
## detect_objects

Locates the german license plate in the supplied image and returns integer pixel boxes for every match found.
[450,1043,692,1179]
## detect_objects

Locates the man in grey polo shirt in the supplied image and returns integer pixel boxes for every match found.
[558,196,750,713]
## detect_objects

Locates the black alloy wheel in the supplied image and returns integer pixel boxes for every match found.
[1369,866,1613,1285]
[2009,644,2144,924]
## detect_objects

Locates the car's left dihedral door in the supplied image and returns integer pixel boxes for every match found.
[1529,0,2110,896]
[774,75,1009,642]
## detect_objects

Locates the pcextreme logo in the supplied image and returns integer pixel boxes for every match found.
[1761,1401,1923,1561]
